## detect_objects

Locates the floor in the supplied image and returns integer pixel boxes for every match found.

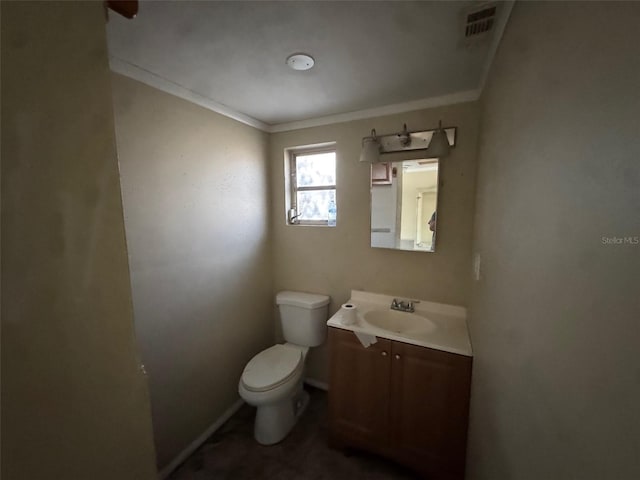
[168,387,419,479]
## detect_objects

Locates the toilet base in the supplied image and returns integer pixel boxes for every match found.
[295,390,310,419]
[254,388,308,445]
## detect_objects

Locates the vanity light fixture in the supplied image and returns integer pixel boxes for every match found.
[359,121,456,163]
[359,129,381,163]
[398,123,412,147]
[426,121,450,158]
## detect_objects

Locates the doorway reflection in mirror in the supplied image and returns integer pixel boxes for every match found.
[371,159,439,253]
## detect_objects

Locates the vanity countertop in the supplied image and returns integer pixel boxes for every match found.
[327,290,473,357]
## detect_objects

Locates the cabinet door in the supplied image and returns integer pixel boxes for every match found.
[390,341,472,479]
[328,328,392,453]
[371,162,392,185]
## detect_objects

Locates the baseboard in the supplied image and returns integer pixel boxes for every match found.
[158,398,245,480]
[304,377,329,391]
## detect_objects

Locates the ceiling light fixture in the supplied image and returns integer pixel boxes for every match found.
[286,53,315,71]
[359,121,456,163]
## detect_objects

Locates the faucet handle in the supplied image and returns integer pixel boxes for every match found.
[406,300,420,311]
[391,298,400,308]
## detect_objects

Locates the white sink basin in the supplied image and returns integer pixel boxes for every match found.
[364,309,437,337]
[326,290,472,356]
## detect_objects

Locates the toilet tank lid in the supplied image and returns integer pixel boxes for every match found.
[276,291,330,309]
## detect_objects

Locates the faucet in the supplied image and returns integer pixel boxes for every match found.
[390,298,418,313]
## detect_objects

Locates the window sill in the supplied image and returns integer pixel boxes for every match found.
[287,222,336,227]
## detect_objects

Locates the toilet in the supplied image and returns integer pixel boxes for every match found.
[238,291,330,445]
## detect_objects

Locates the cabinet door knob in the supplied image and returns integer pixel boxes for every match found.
[394,354,401,360]
[381,351,388,357]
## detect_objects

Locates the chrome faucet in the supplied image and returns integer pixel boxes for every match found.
[390,298,418,313]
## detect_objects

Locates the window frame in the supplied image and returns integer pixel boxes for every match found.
[287,146,337,226]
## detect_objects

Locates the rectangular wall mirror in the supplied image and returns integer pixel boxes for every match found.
[370,159,439,252]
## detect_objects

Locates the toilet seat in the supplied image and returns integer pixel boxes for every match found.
[241,344,303,392]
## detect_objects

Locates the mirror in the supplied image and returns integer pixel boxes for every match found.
[370,159,439,252]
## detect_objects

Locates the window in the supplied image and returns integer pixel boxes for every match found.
[287,147,336,226]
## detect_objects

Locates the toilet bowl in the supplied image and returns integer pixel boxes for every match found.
[238,291,330,445]
[239,343,308,445]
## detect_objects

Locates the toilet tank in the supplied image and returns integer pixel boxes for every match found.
[276,291,330,347]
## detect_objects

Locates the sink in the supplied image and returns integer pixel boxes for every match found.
[363,309,437,337]
[327,290,472,356]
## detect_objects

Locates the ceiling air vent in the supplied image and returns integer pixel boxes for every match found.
[464,3,497,39]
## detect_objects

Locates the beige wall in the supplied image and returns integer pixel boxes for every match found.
[270,103,479,382]
[467,2,640,479]
[1,3,157,479]
[111,74,273,468]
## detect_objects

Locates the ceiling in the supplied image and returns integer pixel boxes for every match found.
[107,1,512,131]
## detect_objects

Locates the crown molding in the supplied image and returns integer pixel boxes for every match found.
[109,58,481,133]
[109,4,514,134]
[268,90,480,133]
[111,9,518,137]
[109,56,270,132]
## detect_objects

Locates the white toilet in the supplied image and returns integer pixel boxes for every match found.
[238,291,330,445]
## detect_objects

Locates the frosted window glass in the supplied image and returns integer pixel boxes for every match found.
[297,190,336,221]
[296,152,336,187]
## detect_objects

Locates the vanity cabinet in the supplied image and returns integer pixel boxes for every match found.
[328,327,472,480]
[328,329,393,454]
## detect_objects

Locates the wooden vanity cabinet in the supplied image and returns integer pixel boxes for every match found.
[328,329,392,455]
[328,327,472,480]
